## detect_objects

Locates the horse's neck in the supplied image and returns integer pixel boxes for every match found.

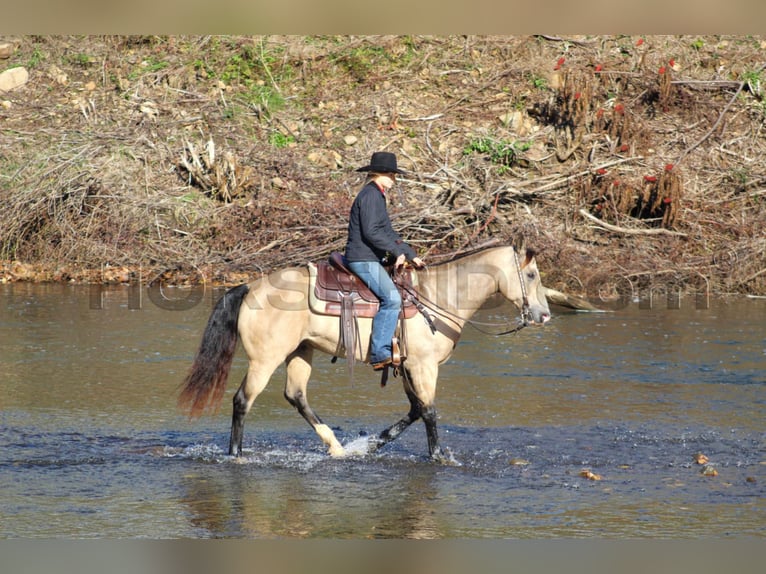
[418,249,505,322]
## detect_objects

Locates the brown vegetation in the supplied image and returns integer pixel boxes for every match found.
[1,35,764,297]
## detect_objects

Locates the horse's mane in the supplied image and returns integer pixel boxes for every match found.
[429,243,508,267]
[427,242,537,270]
[431,244,503,266]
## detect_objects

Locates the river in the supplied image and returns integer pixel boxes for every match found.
[0,283,763,538]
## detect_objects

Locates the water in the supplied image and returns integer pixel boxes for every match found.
[0,283,763,538]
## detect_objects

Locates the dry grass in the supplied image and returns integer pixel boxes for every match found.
[1,35,765,295]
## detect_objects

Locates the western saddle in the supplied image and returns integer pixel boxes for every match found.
[308,252,429,382]
[311,251,418,319]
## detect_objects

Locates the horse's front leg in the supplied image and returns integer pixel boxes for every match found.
[421,404,448,463]
[284,345,345,457]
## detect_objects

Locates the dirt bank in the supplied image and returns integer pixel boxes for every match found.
[1,36,764,296]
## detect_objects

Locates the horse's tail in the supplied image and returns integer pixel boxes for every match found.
[178,283,250,418]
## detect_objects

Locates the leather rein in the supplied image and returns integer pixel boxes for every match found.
[395,248,531,337]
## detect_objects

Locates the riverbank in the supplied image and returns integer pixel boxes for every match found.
[1,36,764,295]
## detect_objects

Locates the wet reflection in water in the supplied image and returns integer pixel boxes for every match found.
[0,284,763,537]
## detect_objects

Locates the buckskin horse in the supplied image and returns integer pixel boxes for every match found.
[178,241,550,462]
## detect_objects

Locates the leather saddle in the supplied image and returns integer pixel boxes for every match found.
[310,252,418,319]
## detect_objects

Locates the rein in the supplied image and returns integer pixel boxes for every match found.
[396,248,531,337]
[513,246,532,328]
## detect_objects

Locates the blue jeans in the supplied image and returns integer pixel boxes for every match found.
[347,260,401,363]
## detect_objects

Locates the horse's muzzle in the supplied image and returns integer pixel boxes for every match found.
[530,310,551,325]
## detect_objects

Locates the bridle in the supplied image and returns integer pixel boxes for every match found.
[396,247,532,337]
[513,246,532,328]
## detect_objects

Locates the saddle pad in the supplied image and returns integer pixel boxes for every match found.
[315,260,378,303]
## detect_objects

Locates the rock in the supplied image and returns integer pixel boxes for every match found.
[693,452,709,465]
[700,464,718,477]
[343,135,358,146]
[139,101,159,119]
[498,111,514,127]
[579,469,603,481]
[498,110,527,134]
[0,42,16,59]
[10,261,30,280]
[0,67,29,92]
[271,176,288,189]
[48,65,68,86]
[307,149,342,169]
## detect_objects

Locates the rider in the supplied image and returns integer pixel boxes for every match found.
[344,151,425,370]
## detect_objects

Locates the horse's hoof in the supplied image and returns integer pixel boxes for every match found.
[367,437,384,453]
[431,448,460,466]
[328,445,347,458]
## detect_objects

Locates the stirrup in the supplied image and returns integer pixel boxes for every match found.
[391,337,403,367]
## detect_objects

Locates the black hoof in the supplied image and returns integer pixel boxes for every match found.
[430,447,458,465]
[367,436,385,453]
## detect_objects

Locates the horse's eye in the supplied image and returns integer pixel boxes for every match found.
[526,271,536,280]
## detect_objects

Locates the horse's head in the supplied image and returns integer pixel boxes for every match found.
[499,242,550,326]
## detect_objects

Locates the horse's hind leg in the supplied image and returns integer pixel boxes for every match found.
[284,344,345,457]
[230,378,248,456]
[370,382,422,452]
[376,363,448,462]
[229,364,273,456]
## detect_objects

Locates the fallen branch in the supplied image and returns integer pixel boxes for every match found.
[543,286,604,311]
[578,208,687,237]
[521,157,644,194]
[675,63,765,167]
[670,80,742,89]
[534,35,598,46]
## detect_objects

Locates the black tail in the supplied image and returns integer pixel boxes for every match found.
[178,283,250,417]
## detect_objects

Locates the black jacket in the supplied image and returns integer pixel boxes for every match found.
[344,181,417,263]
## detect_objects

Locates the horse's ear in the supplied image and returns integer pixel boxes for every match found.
[512,235,526,254]
[523,248,537,268]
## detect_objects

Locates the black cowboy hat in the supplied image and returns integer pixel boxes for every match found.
[355,151,406,174]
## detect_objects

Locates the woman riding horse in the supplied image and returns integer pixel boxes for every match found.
[179,152,550,461]
[344,151,425,371]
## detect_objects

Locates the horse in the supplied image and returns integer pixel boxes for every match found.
[178,241,551,462]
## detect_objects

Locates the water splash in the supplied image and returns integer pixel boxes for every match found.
[160,443,227,463]
[342,435,374,457]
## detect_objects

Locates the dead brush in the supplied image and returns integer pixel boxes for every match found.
[578,164,682,230]
[551,70,593,161]
[658,64,674,111]
[633,167,682,228]
[2,36,765,297]
[179,138,257,203]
